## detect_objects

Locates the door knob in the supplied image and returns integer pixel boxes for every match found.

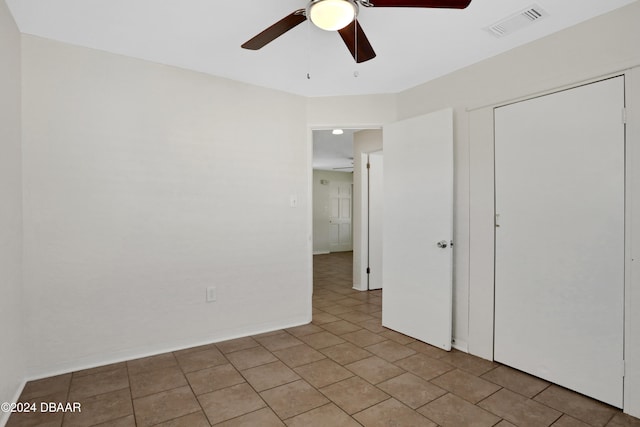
[437,240,448,248]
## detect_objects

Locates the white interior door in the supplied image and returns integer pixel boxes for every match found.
[494,76,625,407]
[329,182,352,252]
[382,108,453,350]
[368,151,383,290]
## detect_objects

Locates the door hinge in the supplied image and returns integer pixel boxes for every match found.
[622,108,627,124]
[366,267,371,274]
[622,360,626,377]
[366,162,371,169]
[495,213,501,228]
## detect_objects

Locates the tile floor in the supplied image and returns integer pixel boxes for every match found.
[7,251,640,427]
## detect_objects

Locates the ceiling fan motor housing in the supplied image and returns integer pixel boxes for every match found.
[307,0,359,31]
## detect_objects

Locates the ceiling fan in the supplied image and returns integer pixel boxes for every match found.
[334,156,355,170]
[241,0,472,63]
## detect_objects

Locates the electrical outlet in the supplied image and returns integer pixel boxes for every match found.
[206,286,217,302]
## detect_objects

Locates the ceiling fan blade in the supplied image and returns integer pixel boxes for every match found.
[241,10,307,50]
[338,20,376,63]
[367,0,471,8]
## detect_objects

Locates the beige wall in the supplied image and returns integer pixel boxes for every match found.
[0,0,24,422]
[21,35,311,377]
[307,94,396,128]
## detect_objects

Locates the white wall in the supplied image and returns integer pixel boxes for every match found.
[312,170,353,254]
[352,130,383,291]
[21,36,311,378]
[395,1,640,416]
[0,1,25,424]
[307,94,396,128]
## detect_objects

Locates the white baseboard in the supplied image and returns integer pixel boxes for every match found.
[24,317,311,383]
[452,338,469,353]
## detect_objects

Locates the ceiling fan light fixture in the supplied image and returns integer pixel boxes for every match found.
[309,0,357,31]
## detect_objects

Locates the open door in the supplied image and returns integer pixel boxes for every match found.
[382,108,454,350]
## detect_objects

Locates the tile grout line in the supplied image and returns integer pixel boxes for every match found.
[230,346,284,424]
[61,370,73,426]
[174,346,223,426]
[126,362,136,427]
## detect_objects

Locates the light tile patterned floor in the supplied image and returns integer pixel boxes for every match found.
[7,252,640,426]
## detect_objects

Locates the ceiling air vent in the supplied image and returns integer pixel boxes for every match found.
[486,5,549,38]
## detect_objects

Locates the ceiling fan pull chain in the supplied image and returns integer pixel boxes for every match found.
[306,18,312,80]
[355,18,358,63]
[354,18,359,77]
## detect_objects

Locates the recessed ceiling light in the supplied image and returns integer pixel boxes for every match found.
[332,129,344,135]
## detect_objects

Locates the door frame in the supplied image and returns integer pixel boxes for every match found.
[366,150,384,291]
[469,70,633,358]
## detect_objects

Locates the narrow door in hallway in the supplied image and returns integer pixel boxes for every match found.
[329,182,353,252]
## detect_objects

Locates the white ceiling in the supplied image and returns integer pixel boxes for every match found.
[5,0,637,97]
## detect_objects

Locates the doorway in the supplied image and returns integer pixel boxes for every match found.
[312,128,379,289]
[310,111,454,353]
[312,129,356,255]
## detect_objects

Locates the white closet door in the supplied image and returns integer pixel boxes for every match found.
[383,108,453,350]
[494,76,625,407]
